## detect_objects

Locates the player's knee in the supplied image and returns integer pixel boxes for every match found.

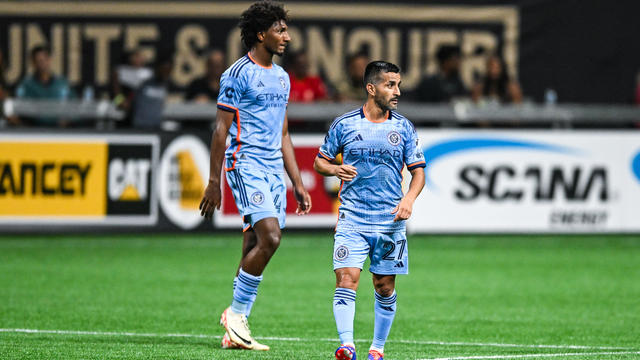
[374,285,395,298]
[267,232,280,252]
[336,273,359,290]
[373,279,395,297]
[259,229,281,254]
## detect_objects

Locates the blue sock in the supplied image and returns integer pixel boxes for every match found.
[333,288,356,345]
[233,276,257,317]
[231,269,262,315]
[371,290,397,351]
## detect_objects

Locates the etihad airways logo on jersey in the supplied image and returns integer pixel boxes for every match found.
[256,93,289,102]
[348,148,402,158]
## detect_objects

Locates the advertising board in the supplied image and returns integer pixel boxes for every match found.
[0,134,159,225]
[410,131,640,233]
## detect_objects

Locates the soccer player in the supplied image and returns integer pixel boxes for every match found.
[199,1,312,351]
[314,61,426,360]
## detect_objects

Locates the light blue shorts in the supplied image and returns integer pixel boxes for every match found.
[333,230,408,275]
[225,168,286,231]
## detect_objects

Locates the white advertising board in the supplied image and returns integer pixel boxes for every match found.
[409,130,640,233]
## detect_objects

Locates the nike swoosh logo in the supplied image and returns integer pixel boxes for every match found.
[230,328,252,346]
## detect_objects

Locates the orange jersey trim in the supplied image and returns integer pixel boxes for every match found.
[407,160,426,170]
[318,152,334,161]
[247,52,273,69]
[217,102,239,112]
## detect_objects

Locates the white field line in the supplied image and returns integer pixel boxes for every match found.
[421,351,640,360]
[0,328,635,352]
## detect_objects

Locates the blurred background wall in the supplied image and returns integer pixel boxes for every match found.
[1,0,639,103]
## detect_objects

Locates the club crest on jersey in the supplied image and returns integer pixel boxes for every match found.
[334,245,349,261]
[387,131,401,146]
[279,77,286,89]
[251,191,265,205]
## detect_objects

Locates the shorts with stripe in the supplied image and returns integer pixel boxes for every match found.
[225,167,286,231]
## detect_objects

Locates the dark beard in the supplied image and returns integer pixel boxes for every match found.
[266,44,284,57]
[375,96,397,111]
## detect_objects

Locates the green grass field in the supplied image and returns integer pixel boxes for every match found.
[1,233,639,360]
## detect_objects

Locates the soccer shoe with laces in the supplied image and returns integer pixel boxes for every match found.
[368,349,384,360]
[335,344,357,360]
[219,307,270,351]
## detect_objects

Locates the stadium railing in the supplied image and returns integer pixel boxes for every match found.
[2,98,640,129]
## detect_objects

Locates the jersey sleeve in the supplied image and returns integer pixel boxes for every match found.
[217,71,246,113]
[318,121,342,161]
[404,121,426,170]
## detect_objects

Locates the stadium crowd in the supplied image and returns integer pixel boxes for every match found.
[0,44,536,129]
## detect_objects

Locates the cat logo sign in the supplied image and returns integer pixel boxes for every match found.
[109,159,151,201]
[158,136,209,229]
[105,142,157,219]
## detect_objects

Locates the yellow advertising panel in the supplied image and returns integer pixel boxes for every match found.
[0,142,108,216]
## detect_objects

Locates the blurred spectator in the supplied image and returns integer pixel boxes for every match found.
[130,51,173,129]
[286,50,328,103]
[413,45,468,103]
[334,52,369,102]
[185,49,225,103]
[472,54,523,104]
[111,48,152,126]
[15,45,73,126]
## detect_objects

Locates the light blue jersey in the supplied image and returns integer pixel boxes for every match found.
[318,107,426,232]
[217,53,290,173]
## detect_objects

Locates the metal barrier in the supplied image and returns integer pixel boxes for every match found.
[3,98,640,128]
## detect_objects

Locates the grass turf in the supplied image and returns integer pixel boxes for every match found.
[1,233,639,360]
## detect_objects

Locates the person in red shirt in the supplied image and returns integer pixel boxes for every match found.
[287,50,328,103]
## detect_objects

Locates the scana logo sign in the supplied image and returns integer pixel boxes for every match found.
[422,137,580,190]
[422,136,609,203]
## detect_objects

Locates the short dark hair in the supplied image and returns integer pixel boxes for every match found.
[239,1,289,50]
[436,45,461,64]
[363,61,400,87]
[30,45,50,60]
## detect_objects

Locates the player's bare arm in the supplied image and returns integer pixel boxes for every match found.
[282,113,312,215]
[313,156,357,181]
[199,109,234,219]
[392,167,425,222]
